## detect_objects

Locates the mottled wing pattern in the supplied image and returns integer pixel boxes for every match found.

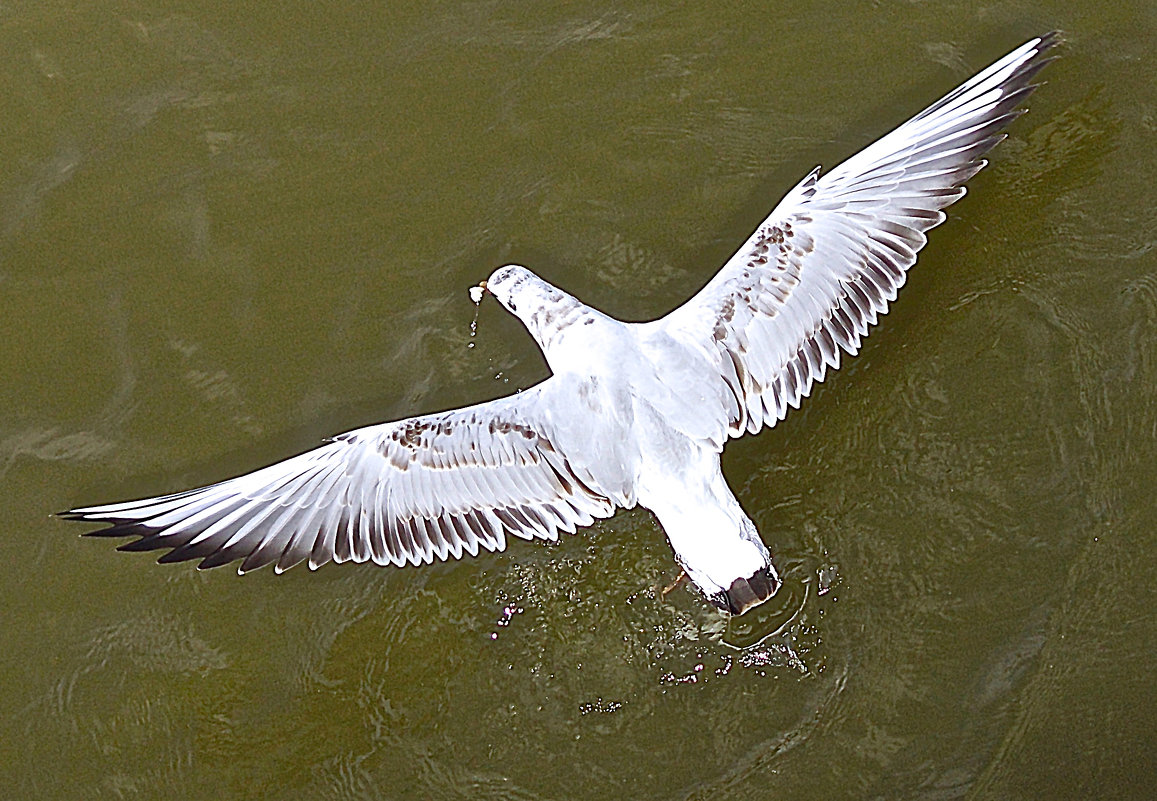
[661,33,1058,437]
[63,381,617,574]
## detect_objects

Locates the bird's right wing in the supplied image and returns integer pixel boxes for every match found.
[62,378,621,574]
[659,33,1058,437]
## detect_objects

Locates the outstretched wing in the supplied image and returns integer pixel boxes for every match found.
[659,33,1058,437]
[62,378,620,574]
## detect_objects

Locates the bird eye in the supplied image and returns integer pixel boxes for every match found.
[508,300,518,312]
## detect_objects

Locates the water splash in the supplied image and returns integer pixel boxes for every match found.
[723,574,809,649]
[488,600,525,640]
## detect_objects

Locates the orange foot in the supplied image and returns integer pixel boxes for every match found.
[660,569,687,598]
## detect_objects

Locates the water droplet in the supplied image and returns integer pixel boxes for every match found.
[467,293,482,349]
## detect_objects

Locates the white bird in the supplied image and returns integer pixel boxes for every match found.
[63,34,1058,615]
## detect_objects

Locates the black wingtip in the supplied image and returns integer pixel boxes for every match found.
[81,521,140,538]
[714,566,782,616]
[115,534,162,551]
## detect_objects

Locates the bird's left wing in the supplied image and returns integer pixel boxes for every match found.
[62,378,619,574]
[658,33,1058,438]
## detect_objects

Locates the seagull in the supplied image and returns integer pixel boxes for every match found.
[62,34,1058,615]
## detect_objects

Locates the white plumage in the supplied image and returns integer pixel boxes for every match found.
[64,34,1058,615]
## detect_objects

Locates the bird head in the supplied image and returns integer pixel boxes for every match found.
[474,263,540,316]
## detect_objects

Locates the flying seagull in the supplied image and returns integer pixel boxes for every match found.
[62,34,1058,615]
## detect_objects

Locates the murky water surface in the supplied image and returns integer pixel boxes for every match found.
[3,2,1155,798]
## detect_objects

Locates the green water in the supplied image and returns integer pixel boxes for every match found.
[3,2,1155,798]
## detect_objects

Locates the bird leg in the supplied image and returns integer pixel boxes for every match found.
[660,569,688,598]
